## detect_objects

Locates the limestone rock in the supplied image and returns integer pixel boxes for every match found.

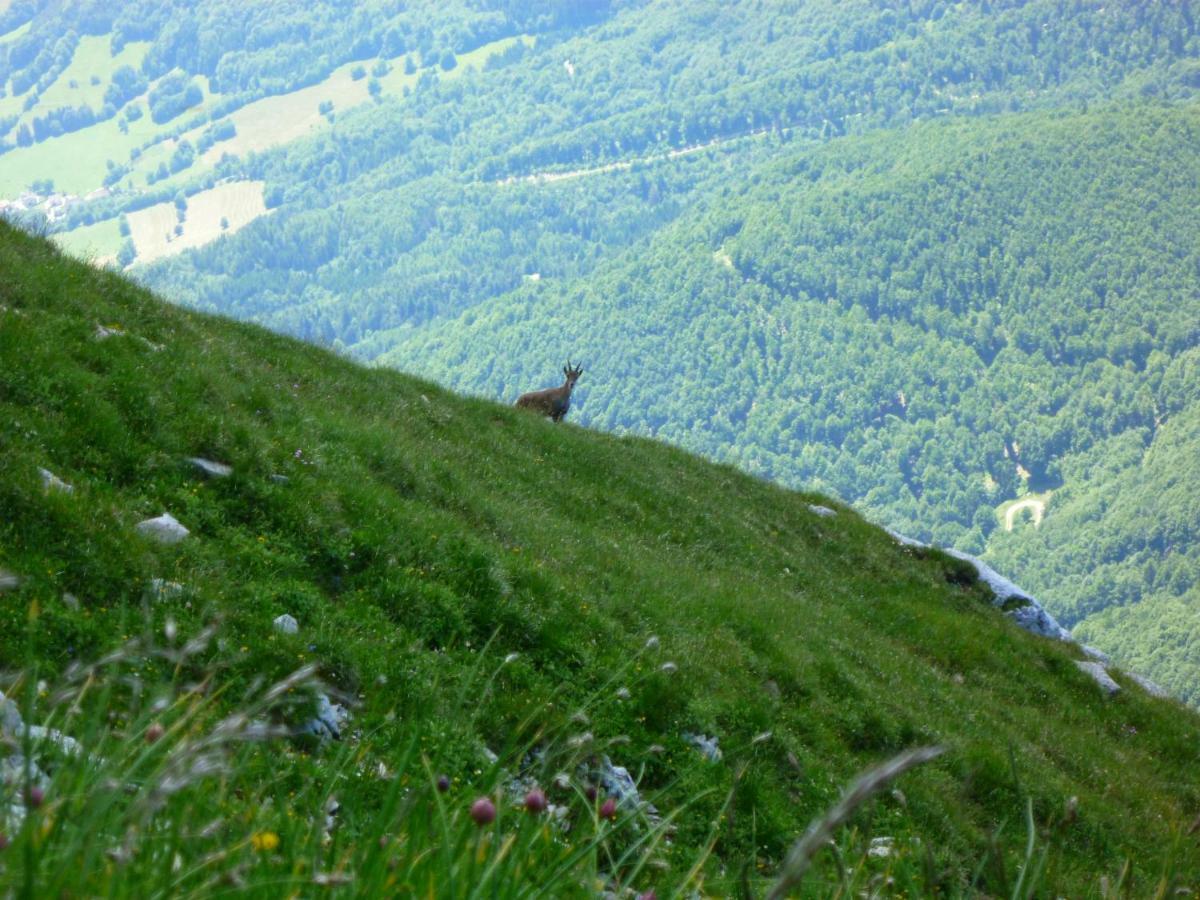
[1081,645,1111,664]
[0,570,19,592]
[297,693,349,742]
[1075,661,1120,696]
[884,526,927,548]
[0,690,23,736]
[1127,671,1170,699]
[39,467,74,494]
[136,512,190,544]
[94,323,125,340]
[187,457,232,478]
[1,754,49,827]
[273,614,299,635]
[808,504,836,518]
[941,547,1071,641]
[598,756,639,806]
[683,732,722,762]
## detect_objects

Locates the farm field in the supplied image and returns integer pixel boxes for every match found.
[127,180,267,264]
[0,72,221,198]
[1,34,527,202]
[192,34,527,166]
[51,215,123,263]
[0,18,28,44]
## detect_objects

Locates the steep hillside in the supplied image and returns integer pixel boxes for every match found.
[381,102,1200,702]
[2,223,1199,895]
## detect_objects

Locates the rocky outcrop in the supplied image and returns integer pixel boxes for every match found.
[39,467,73,494]
[884,527,1070,641]
[1075,661,1121,696]
[136,512,190,544]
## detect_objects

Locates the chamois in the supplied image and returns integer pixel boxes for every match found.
[515,361,583,422]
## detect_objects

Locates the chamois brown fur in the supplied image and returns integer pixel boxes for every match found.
[516,362,583,422]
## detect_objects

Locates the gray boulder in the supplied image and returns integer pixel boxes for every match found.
[0,689,23,736]
[808,504,837,518]
[683,732,722,762]
[941,548,1072,641]
[1127,671,1170,699]
[39,467,74,494]
[1075,661,1121,697]
[1,753,49,827]
[187,457,232,479]
[297,693,349,742]
[0,570,19,592]
[1080,645,1111,664]
[136,513,190,544]
[273,614,299,635]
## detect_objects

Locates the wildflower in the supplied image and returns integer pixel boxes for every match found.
[0,833,8,851]
[637,892,657,900]
[25,787,44,809]
[250,831,280,852]
[470,797,496,826]
[584,784,598,802]
[524,789,548,814]
[600,798,617,821]
[145,722,165,743]
[436,775,451,793]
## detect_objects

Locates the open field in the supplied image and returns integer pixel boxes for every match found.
[51,215,123,263]
[0,38,150,137]
[0,107,164,196]
[194,35,526,165]
[127,179,267,263]
[28,37,148,124]
[0,19,28,44]
[0,72,222,197]
[997,492,1052,532]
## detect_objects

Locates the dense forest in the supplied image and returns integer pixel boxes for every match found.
[4,1,1199,702]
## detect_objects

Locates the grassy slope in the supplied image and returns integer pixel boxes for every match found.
[2,221,1200,894]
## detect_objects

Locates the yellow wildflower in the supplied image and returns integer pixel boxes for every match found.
[251,831,280,852]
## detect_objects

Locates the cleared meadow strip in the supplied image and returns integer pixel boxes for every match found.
[128,180,267,264]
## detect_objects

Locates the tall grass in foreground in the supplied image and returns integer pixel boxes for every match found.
[0,617,1193,898]
[0,617,689,898]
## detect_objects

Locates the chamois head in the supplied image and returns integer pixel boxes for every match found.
[562,361,583,389]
